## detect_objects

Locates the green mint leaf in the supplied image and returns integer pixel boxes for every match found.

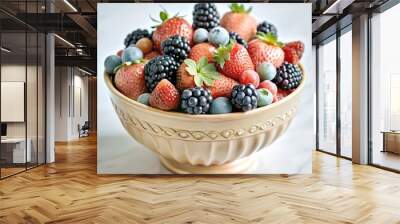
[208,71,221,80]
[200,63,217,74]
[194,75,203,87]
[197,57,208,70]
[185,65,197,77]
[184,59,197,69]
[200,73,215,86]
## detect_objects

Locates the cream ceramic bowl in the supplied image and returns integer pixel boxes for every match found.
[104,69,306,174]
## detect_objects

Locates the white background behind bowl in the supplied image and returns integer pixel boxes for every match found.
[97,3,314,174]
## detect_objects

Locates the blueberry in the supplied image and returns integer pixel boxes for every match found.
[193,28,209,43]
[210,97,232,114]
[104,55,122,74]
[137,93,150,105]
[257,88,273,107]
[122,46,143,63]
[208,26,229,46]
[257,62,277,81]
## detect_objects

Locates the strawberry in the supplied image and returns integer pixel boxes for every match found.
[220,3,257,42]
[207,74,238,98]
[283,41,304,64]
[176,63,196,91]
[144,51,160,61]
[114,62,147,100]
[214,41,254,81]
[151,10,193,51]
[149,79,180,111]
[248,32,285,68]
[189,43,216,63]
[177,57,238,98]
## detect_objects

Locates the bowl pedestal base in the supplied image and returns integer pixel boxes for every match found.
[159,155,257,174]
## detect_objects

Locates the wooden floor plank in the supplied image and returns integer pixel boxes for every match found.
[0,135,400,224]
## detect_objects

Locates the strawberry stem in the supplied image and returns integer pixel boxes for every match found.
[256,32,284,47]
[184,57,220,87]
[214,40,234,68]
[229,3,252,14]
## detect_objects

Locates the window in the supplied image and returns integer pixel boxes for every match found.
[317,37,337,155]
[340,29,352,158]
[370,4,400,171]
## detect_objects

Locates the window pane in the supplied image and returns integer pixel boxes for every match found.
[318,38,337,154]
[371,4,400,171]
[1,30,28,177]
[340,29,352,158]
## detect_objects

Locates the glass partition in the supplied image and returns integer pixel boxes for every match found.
[370,4,400,171]
[339,29,352,158]
[1,30,28,178]
[0,1,46,179]
[317,37,337,155]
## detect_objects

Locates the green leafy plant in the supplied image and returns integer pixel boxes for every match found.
[256,32,284,48]
[184,57,220,87]
[229,3,252,14]
[214,40,235,69]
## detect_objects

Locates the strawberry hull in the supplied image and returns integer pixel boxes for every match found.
[220,12,257,42]
[152,17,194,51]
[248,39,285,68]
[215,43,254,81]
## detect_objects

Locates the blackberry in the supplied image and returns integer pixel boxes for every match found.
[273,62,303,90]
[257,21,278,37]
[161,35,191,63]
[229,32,247,48]
[124,29,150,47]
[181,87,213,114]
[193,3,220,31]
[231,84,259,112]
[144,55,179,92]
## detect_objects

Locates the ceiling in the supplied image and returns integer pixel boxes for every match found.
[0,0,395,75]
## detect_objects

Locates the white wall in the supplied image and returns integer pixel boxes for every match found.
[54,67,89,141]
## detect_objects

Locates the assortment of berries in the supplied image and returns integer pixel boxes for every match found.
[104,3,305,115]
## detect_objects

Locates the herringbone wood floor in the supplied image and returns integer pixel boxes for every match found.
[1,135,400,224]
